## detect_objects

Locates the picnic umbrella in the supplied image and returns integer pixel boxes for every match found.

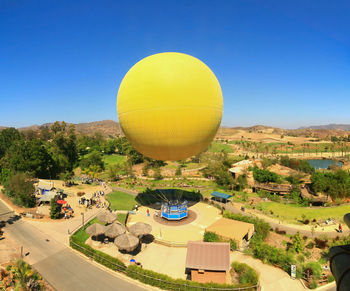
[97,211,117,224]
[114,233,139,252]
[128,222,152,238]
[85,223,106,239]
[104,222,126,238]
[56,200,67,205]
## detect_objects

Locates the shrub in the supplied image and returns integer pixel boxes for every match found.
[306,242,314,249]
[314,238,327,249]
[327,275,335,283]
[231,262,259,285]
[304,262,322,280]
[230,239,237,251]
[203,232,220,242]
[297,254,305,263]
[309,279,318,289]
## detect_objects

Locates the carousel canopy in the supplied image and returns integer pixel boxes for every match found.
[128,222,152,238]
[114,233,139,252]
[104,222,126,238]
[97,211,117,224]
[86,223,106,236]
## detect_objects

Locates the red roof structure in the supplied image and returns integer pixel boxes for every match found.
[185,241,230,271]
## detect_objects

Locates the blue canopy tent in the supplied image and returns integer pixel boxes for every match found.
[211,192,232,203]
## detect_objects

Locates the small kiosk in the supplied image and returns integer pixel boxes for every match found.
[161,200,188,220]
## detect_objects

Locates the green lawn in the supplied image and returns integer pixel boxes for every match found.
[102,154,127,167]
[257,201,350,223]
[107,191,137,211]
[208,142,234,153]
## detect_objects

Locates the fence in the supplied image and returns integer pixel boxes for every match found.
[70,240,260,291]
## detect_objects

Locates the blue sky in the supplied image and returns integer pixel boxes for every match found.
[1,0,350,129]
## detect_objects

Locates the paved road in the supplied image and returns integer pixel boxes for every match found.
[0,199,147,291]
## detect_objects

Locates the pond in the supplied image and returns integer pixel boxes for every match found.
[307,159,343,169]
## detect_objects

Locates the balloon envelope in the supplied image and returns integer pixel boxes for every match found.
[117,52,223,161]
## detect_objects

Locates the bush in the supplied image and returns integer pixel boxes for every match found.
[327,275,335,283]
[292,232,304,253]
[230,239,237,251]
[314,238,327,249]
[306,242,314,249]
[203,232,220,242]
[231,262,259,285]
[309,279,318,289]
[304,262,322,280]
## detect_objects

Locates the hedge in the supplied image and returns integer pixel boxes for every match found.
[203,231,237,251]
[126,265,256,291]
[70,232,126,272]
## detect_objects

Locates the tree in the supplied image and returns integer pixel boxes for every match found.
[153,167,163,180]
[0,127,22,159]
[175,165,182,176]
[5,172,35,207]
[50,198,62,219]
[80,150,105,170]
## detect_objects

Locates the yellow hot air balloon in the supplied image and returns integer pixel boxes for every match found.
[117,52,223,161]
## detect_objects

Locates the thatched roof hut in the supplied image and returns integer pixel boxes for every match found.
[104,222,126,238]
[128,222,152,238]
[97,211,117,224]
[114,233,139,252]
[86,223,106,237]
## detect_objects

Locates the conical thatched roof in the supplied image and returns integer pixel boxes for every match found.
[104,222,126,238]
[97,211,117,224]
[114,233,139,252]
[128,222,152,238]
[86,223,106,236]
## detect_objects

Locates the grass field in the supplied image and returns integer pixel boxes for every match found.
[258,201,350,223]
[102,154,127,167]
[107,191,137,211]
[208,142,234,153]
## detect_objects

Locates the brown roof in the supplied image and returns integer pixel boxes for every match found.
[206,218,254,242]
[186,241,230,271]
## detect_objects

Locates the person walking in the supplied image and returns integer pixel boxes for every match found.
[339,223,343,233]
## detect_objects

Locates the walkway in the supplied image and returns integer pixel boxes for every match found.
[217,201,348,238]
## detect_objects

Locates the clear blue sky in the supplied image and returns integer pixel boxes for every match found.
[1,0,350,129]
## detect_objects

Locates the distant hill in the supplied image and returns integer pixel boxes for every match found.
[0,120,121,138]
[299,124,350,131]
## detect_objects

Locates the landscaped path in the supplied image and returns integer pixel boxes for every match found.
[217,201,348,238]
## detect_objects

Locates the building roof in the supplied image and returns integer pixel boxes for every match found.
[211,192,232,200]
[37,180,54,190]
[38,191,57,202]
[232,160,252,167]
[206,218,255,242]
[185,241,230,271]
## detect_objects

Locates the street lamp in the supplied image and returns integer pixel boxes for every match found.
[81,212,84,226]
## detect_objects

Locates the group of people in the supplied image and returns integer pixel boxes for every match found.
[63,205,74,219]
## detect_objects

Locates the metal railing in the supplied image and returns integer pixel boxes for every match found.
[70,240,260,291]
